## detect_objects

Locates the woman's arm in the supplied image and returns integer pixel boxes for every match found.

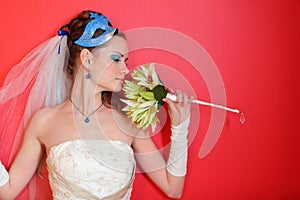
[132,134,186,198]
[132,89,192,198]
[0,112,45,199]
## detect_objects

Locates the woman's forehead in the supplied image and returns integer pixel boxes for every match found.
[99,36,128,55]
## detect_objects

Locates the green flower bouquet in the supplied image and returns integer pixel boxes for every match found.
[121,63,243,131]
[121,63,167,132]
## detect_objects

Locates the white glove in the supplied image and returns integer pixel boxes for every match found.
[0,160,9,187]
[167,117,190,177]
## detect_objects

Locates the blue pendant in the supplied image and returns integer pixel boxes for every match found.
[84,118,90,123]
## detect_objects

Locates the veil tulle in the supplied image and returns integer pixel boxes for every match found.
[0,35,70,199]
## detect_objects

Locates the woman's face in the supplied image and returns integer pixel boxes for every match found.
[88,36,129,92]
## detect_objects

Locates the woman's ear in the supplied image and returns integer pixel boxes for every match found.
[80,49,92,67]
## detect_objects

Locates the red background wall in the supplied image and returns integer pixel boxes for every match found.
[1,0,299,199]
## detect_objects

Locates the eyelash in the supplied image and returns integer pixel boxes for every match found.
[113,58,121,63]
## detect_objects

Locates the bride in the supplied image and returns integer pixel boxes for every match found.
[0,10,192,199]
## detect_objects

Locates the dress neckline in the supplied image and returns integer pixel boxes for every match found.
[48,139,133,155]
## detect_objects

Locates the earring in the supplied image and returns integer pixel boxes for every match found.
[85,59,92,79]
[86,69,91,79]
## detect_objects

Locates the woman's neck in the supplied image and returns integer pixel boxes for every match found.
[69,67,103,115]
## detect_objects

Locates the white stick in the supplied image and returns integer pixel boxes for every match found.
[191,99,240,113]
[166,93,240,114]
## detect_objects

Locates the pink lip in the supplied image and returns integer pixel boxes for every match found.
[116,78,124,82]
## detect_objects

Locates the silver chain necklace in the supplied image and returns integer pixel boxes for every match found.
[69,98,103,123]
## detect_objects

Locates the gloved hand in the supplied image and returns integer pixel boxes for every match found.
[167,117,190,176]
[0,160,9,187]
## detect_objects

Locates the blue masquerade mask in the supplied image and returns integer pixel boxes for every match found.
[73,12,118,48]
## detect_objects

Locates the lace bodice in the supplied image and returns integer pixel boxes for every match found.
[46,139,135,200]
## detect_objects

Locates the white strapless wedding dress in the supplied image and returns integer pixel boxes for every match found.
[46,140,135,200]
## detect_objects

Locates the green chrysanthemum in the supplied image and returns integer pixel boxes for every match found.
[121,63,167,132]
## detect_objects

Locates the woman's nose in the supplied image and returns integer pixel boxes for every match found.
[120,62,129,74]
[122,67,129,75]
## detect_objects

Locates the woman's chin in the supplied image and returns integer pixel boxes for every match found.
[112,87,122,92]
[109,85,122,92]
[97,83,122,93]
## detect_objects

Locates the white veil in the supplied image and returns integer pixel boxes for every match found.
[0,35,70,199]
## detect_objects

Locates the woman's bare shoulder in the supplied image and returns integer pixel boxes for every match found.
[33,104,66,121]
[109,109,142,137]
[27,102,68,134]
